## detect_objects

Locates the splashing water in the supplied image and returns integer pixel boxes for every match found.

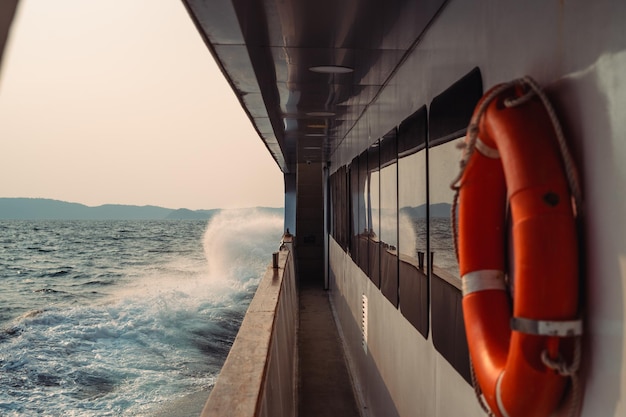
[0,209,284,417]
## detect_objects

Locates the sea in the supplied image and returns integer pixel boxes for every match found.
[0,209,283,416]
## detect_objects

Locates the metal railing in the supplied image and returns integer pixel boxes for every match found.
[201,234,297,417]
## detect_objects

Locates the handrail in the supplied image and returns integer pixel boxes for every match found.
[200,234,297,417]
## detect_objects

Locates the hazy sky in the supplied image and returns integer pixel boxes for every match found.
[0,0,284,210]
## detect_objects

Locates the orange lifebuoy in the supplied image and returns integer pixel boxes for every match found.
[457,82,580,417]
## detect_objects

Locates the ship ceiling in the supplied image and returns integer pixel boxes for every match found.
[0,1,19,77]
[183,0,447,174]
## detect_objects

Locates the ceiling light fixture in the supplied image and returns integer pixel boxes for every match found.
[309,65,354,74]
[306,111,335,117]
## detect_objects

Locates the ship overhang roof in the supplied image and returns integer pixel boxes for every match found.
[182,0,446,174]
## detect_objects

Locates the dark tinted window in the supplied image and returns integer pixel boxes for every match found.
[398,106,429,337]
[379,129,398,306]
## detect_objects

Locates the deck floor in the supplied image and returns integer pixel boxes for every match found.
[298,283,361,417]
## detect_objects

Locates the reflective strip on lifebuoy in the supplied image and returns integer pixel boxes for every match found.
[510,317,583,337]
[461,270,506,296]
[457,83,579,417]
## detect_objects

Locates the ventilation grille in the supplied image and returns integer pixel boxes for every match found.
[361,294,368,354]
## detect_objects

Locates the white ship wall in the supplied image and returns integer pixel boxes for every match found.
[329,238,484,417]
[327,1,626,416]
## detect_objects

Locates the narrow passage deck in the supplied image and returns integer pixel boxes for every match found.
[298,283,360,417]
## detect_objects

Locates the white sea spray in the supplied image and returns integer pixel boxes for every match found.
[0,210,283,416]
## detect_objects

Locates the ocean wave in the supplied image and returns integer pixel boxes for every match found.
[33,288,66,294]
[81,280,116,287]
[0,212,283,416]
[45,269,73,277]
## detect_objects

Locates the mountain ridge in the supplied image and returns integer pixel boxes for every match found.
[0,198,283,220]
[400,202,452,219]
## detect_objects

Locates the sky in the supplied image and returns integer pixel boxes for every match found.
[0,0,284,210]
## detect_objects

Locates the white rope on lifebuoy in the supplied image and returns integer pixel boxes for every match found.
[450,77,583,417]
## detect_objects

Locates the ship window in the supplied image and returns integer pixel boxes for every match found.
[330,166,349,251]
[428,67,483,384]
[379,129,399,307]
[367,141,381,288]
[429,66,482,146]
[350,156,360,263]
[429,141,461,281]
[397,106,429,338]
[429,139,468,382]
[329,171,335,240]
[329,171,338,244]
[357,150,369,274]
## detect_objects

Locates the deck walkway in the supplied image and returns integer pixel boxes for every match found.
[298,283,361,417]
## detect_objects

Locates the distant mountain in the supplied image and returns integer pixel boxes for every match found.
[400,203,452,219]
[0,198,282,220]
[166,208,220,220]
